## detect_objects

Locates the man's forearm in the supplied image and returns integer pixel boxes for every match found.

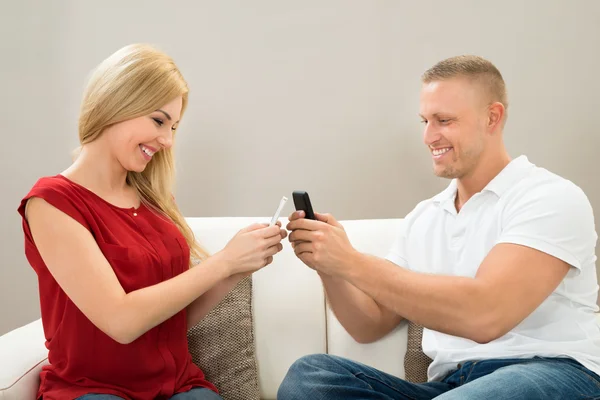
[340,252,490,342]
[320,272,402,343]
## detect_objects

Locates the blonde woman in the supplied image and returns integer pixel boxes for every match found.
[18,44,286,400]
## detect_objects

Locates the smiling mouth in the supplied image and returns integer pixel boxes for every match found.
[430,147,453,161]
[139,144,156,160]
[432,147,451,156]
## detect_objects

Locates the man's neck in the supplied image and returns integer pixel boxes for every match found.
[455,150,511,211]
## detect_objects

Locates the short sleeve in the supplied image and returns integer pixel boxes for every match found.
[18,177,91,242]
[385,200,429,269]
[385,218,411,268]
[496,180,597,273]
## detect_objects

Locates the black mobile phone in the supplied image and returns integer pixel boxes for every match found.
[292,191,316,220]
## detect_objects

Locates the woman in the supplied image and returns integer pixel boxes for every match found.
[18,44,286,400]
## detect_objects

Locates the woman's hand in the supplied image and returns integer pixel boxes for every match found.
[217,221,287,276]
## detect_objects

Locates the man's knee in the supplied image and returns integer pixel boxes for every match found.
[287,353,337,375]
[277,354,336,398]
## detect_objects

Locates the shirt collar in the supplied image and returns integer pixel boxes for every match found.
[432,179,457,205]
[482,155,534,197]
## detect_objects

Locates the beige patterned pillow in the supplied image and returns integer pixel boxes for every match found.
[404,321,433,383]
[187,276,260,400]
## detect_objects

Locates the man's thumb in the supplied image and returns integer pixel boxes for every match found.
[315,212,341,227]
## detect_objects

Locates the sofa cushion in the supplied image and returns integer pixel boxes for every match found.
[187,276,260,400]
[404,321,432,383]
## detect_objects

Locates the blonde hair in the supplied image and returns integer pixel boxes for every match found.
[422,55,508,120]
[78,43,208,264]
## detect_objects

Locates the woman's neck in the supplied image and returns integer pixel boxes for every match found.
[63,141,129,194]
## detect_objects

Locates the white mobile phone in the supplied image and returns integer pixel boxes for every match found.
[270,196,288,226]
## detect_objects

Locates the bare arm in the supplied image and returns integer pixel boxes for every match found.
[288,212,402,343]
[319,272,403,344]
[338,245,569,344]
[26,197,283,344]
[185,223,287,329]
[337,183,591,343]
[289,212,571,344]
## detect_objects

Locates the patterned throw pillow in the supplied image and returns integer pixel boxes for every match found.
[187,276,260,400]
[404,321,433,383]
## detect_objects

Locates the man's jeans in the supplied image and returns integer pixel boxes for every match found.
[277,354,600,399]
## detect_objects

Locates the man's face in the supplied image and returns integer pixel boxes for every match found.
[419,78,490,179]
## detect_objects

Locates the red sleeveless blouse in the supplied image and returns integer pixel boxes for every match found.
[18,175,217,400]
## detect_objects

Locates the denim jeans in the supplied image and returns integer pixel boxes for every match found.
[76,387,223,399]
[277,354,600,399]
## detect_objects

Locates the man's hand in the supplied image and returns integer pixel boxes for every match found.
[287,210,403,343]
[286,210,358,276]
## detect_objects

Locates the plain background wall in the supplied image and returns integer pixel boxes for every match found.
[1,0,599,335]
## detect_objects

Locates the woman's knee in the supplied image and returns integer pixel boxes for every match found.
[171,387,223,400]
[198,389,223,400]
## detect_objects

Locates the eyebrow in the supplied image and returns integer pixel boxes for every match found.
[156,109,179,123]
[419,113,453,119]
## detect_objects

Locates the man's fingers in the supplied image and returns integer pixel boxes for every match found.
[315,212,342,228]
[289,229,316,243]
[293,242,313,256]
[287,218,323,232]
[288,210,305,221]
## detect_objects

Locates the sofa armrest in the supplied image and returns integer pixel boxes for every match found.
[0,319,48,400]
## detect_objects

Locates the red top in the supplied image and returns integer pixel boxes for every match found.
[18,175,217,400]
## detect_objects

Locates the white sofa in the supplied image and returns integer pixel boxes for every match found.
[1,217,599,399]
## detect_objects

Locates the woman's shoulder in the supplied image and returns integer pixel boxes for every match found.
[21,175,87,206]
[27,173,80,192]
[18,174,92,226]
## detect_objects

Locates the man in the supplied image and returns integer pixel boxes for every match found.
[277,56,600,399]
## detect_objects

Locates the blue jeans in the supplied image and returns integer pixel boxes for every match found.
[277,354,600,399]
[76,387,222,399]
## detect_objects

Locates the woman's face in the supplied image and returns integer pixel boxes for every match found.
[102,96,183,173]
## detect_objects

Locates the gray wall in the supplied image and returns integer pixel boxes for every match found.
[2,0,599,335]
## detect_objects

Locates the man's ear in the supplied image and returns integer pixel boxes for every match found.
[487,102,505,134]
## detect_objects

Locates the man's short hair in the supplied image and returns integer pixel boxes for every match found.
[422,55,508,111]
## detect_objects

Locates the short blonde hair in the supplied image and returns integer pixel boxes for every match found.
[422,55,508,112]
[78,43,208,264]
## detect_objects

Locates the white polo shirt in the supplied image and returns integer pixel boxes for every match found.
[386,155,600,381]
